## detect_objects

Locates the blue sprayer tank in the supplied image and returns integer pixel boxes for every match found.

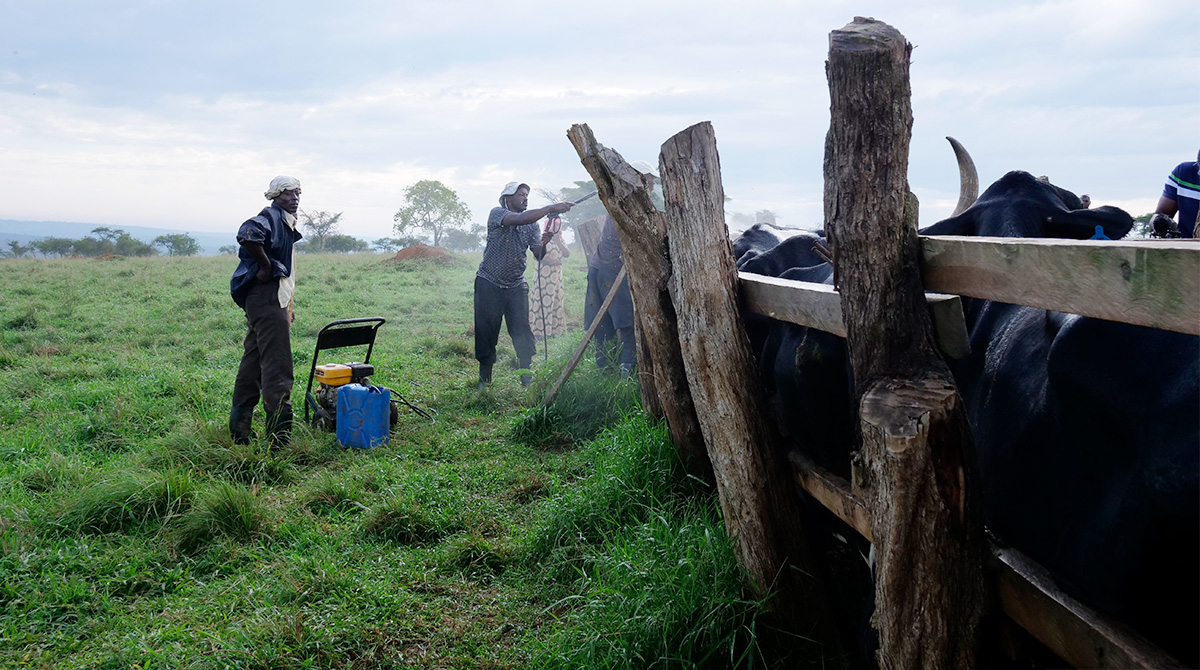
[336,383,390,449]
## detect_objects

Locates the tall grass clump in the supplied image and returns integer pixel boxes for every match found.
[20,451,87,493]
[511,362,641,448]
[143,428,297,485]
[172,481,269,554]
[300,470,366,515]
[52,468,196,534]
[528,416,704,578]
[529,415,799,668]
[361,494,465,545]
[536,509,787,670]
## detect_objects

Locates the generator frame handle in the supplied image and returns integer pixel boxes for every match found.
[303,317,387,424]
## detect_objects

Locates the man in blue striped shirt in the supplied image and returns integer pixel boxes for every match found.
[1152,151,1200,238]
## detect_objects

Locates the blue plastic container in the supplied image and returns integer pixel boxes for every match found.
[335,384,390,449]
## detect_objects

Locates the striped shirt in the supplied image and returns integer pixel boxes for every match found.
[476,206,541,289]
[1163,161,1199,237]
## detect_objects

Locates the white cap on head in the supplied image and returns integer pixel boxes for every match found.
[630,160,658,179]
[499,181,528,206]
[264,175,301,200]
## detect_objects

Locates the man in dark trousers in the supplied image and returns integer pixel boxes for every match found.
[475,181,573,388]
[584,160,656,375]
[584,214,636,374]
[229,175,304,447]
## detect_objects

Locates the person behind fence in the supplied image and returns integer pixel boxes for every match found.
[1149,150,1200,238]
[530,223,570,340]
[584,213,635,374]
[583,161,657,375]
[228,175,304,448]
[475,181,573,388]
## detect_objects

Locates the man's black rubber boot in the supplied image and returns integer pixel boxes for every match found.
[230,406,255,445]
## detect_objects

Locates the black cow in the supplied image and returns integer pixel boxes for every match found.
[735,171,1200,665]
[734,226,849,475]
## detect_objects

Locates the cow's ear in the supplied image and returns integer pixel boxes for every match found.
[1045,206,1134,240]
[919,212,975,237]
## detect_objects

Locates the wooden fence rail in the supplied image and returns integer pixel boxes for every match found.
[921,236,1200,335]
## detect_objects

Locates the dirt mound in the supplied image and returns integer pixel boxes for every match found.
[388,244,450,262]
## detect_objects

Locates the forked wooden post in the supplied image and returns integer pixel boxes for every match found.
[566,123,711,481]
[824,17,988,669]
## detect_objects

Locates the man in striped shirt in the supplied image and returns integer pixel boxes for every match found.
[1152,151,1200,238]
[474,182,573,387]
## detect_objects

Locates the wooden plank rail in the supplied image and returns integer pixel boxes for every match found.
[787,453,1187,669]
[738,272,971,359]
[921,236,1200,335]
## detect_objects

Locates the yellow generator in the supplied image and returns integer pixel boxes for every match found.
[303,318,431,434]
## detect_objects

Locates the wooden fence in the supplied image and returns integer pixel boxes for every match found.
[567,16,1198,669]
[741,235,1199,669]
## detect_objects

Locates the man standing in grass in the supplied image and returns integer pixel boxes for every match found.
[229,176,304,447]
[474,182,573,388]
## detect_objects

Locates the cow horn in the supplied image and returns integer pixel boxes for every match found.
[947,136,979,216]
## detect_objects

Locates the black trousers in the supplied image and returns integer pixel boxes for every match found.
[474,276,537,369]
[584,267,636,368]
[231,279,293,415]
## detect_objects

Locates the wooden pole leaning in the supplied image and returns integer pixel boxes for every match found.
[542,266,626,408]
[566,123,711,482]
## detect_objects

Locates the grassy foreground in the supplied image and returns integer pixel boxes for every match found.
[0,249,803,669]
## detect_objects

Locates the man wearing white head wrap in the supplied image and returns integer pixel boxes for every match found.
[229,176,304,447]
[265,175,303,200]
[474,181,574,387]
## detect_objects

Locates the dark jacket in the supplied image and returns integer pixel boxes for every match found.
[587,216,624,272]
[230,205,303,308]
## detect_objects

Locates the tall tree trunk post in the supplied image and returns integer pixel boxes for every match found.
[660,121,844,658]
[824,17,987,669]
[567,123,711,482]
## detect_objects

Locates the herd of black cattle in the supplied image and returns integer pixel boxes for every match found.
[731,170,1198,665]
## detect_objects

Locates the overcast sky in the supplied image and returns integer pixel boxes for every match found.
[1,0,1196,241]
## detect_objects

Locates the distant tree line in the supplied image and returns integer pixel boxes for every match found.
[3,227,200,258]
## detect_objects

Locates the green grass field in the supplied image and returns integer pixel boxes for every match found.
[0,249,809,669]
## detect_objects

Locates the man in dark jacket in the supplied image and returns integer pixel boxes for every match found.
[584,214,635,373]
[583,160,656,374]
[229,176,304,447]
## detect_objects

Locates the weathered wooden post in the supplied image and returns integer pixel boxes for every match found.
[567,123,712,481]
[659,121,844,657]
[824,17,987,669]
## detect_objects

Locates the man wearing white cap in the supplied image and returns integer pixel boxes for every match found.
[229,175,304,447]
[475,181,573,387]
